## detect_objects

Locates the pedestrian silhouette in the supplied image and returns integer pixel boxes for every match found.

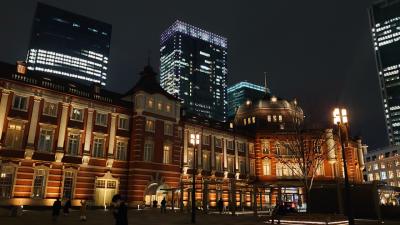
[52,198,62,221]
[161,197,167,213]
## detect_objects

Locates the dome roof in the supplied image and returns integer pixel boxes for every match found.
[234,95,303,132]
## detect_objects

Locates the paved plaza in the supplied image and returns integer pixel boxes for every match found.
[0,208,399,225]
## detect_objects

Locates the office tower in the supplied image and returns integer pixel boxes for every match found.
[370,0,400,145]
[160,20,228,121]
[227,81,267,117]
[26,3,111,86]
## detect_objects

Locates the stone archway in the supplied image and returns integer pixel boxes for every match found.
[144,183,170,206]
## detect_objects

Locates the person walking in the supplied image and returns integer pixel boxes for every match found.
[63,198,71,216]
[80,200,87,221]
[52,198,62,222]
[217,198,224,214]
[161,197,167,213]
[112,194,128,225]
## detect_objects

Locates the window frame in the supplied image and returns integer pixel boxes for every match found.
[70,107,84,122]
[42,101,58,117]
[95,112,108,127]
[12,95,28,111]
[37,128,54,153]
[118,116,129,130]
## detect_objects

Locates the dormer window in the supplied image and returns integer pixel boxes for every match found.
[147,98,154,109]
[166,104,171,113]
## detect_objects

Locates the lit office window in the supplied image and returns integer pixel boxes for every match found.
[43,102,58,117]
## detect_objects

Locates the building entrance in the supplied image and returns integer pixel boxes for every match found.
[94,172,119,206]
[144,183,169,206]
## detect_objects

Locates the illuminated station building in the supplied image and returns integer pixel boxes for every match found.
[26,3,111,86]
[0,62,366,210]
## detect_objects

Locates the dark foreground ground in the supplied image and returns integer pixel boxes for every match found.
[0,208,398,225]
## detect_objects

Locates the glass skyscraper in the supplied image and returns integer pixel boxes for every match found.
[227,81,267,117]
[160,20,228,121]
[370,0,400,145]
[26,3,111,86]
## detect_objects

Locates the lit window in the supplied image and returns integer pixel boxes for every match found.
[273,115,277,122]
[157,102,163,111]
[278,115,282,122]
[263,158,271,175]
[147,98,154,109]
[37,128,54,153]
[92,137,105,158]
[368,173,374,181]
[163,144,171,164]
[116,140,128,160]
[247,118,251,124]
[71,108,83,121]
[118,117,129,130]
[252,117,256,123]
[381,171,387,180]
[67,133,80,156]
[5,121,24,150]
[95,112,108,127]
[267,115,271,122]
[0,165,14,199]
[146,119,155,132]
[243,119,247,125]
[12,95,28,111]
[165,104,171,113]
[42,102,57,117]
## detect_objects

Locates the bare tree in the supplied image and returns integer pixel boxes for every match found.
[274,128,336,212]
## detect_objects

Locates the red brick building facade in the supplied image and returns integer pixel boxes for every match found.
[0,62,366,210]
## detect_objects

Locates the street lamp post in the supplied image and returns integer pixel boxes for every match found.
[190,132,200,224]
[333,108,354,225]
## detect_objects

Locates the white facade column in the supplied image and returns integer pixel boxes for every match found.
[197,132,202,167]
[108,113,117,156]
[26,96,41,147]
[0,89,10,142]
[235,140,239,172]
[246,143,250,174]
[83,108,94,154]
[356,139,365,170]
[57,103,70,151]
[223,138,227,169]
[211,134,215,169]
[183,129,189,164]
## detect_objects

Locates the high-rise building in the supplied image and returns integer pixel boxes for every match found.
[160,20,228,121]
[369,0,400,145]
[26,3,111,86]
[227,81,267,117]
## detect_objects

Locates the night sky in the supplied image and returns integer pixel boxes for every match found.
[0,0,386,149]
